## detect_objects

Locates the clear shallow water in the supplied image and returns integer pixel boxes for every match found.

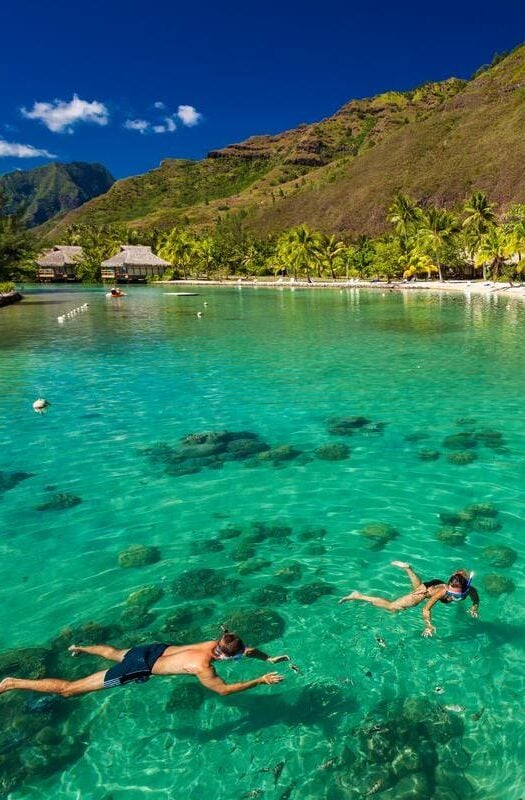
[0,285,524,800]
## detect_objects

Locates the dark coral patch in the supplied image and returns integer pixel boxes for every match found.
[481,545,517,568]
[361,522,398,550]
[315,443,350,461]
[173,568,238,599]
[221,607,286,643]
[294,581,334,604]
[118,544,161,568]
[327,416,369,436]
[36,493,82,511]
[483,574,516,596]
[251,583,289,605]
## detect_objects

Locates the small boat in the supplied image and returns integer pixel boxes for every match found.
[163,292,199,296]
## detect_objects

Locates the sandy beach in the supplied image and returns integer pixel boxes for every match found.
[160,278,525,300]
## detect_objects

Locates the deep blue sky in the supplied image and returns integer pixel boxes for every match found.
[1,0,524,179]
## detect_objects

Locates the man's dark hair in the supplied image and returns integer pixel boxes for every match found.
[448,571,468,591]
[218,628,245,657]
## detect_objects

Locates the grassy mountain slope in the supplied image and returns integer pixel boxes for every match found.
[44,45,525,238]
[1,162,114,227]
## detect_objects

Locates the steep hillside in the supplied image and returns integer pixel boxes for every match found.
[1,162,114,227]
[44,45,525,238]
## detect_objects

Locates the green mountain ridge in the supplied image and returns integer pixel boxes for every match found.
[43,45,525,238]
[1,162,114,227]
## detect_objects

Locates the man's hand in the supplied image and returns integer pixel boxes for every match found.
[468,606,479,618]
[260,672,284,685]
[422,625,436,638]
[267,655,290,664]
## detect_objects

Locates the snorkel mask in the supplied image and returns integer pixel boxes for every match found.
[446,571,474,601]
[213,644,246,661]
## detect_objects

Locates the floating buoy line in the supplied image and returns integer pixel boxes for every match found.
[57,303,89,324]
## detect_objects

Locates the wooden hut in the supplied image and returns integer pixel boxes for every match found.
[36,246,84,282]
[100,246,170,282]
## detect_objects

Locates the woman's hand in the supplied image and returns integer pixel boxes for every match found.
[267,655,290,664]
[422,625,436,638]
[467,606,479,618]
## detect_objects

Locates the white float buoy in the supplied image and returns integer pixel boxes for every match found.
[33,398,50,414]
[57,316,65,324]
[197,311,203,318]
[203,302,208,307]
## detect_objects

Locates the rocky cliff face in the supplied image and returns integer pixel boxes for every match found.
[43,45,525,237]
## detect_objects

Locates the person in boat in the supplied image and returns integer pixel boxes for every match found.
[339,562,479,637]
[0,629,288,698]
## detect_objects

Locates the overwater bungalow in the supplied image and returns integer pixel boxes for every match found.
[36,246,84,282]
[101,246,170,283]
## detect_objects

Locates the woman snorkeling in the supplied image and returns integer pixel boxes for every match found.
[339,562,479,637]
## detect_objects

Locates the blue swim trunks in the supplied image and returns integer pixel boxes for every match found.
[103,643,169,689]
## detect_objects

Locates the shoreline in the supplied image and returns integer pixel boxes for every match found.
[159,278,525,300]
[0,291,23,308]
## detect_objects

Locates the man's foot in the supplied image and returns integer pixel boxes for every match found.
[391,561,410,569]
[339,591,361,604]
[0,677,14,694]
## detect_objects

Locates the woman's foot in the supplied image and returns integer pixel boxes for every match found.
[339,591,361,604]
[391,561,410,569]
[0,677,14,694]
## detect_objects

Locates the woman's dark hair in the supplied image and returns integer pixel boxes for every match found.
[218,627,245,656]
[448,571,468,591]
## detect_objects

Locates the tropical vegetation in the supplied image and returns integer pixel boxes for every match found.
[38,190,525,285]
[0,191,36,282]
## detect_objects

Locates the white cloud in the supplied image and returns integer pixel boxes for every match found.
[21,94,109,133]
[0,138,55,158]
[152,116,177,134]
[124,119,150,134]
[177,105,202,126]
[125,105,202,134]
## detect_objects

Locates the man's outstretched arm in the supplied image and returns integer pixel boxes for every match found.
[244,647,290,664]
[196,665,283,696]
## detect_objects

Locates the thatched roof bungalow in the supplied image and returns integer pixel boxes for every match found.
[101,246,170,282]
[36,246,84,281]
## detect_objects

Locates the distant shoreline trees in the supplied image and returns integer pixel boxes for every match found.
[0,191,36,282]
[39,190,525,285]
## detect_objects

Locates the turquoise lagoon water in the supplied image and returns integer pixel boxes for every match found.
[0,285,524,800]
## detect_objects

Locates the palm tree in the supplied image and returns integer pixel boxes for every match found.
[158,229,196,279]
[316,234,346,279]
[348,235,375,280]
[462,191,497,275]
[195,237,216,279]
[387,193,421,239]
[416,207,460,281]
[474,226,513,281]
[276,225,320,281]
[463,191,497,232]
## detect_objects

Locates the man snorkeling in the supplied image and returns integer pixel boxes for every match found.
[0,629,289,699]
[339,562,479,637]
